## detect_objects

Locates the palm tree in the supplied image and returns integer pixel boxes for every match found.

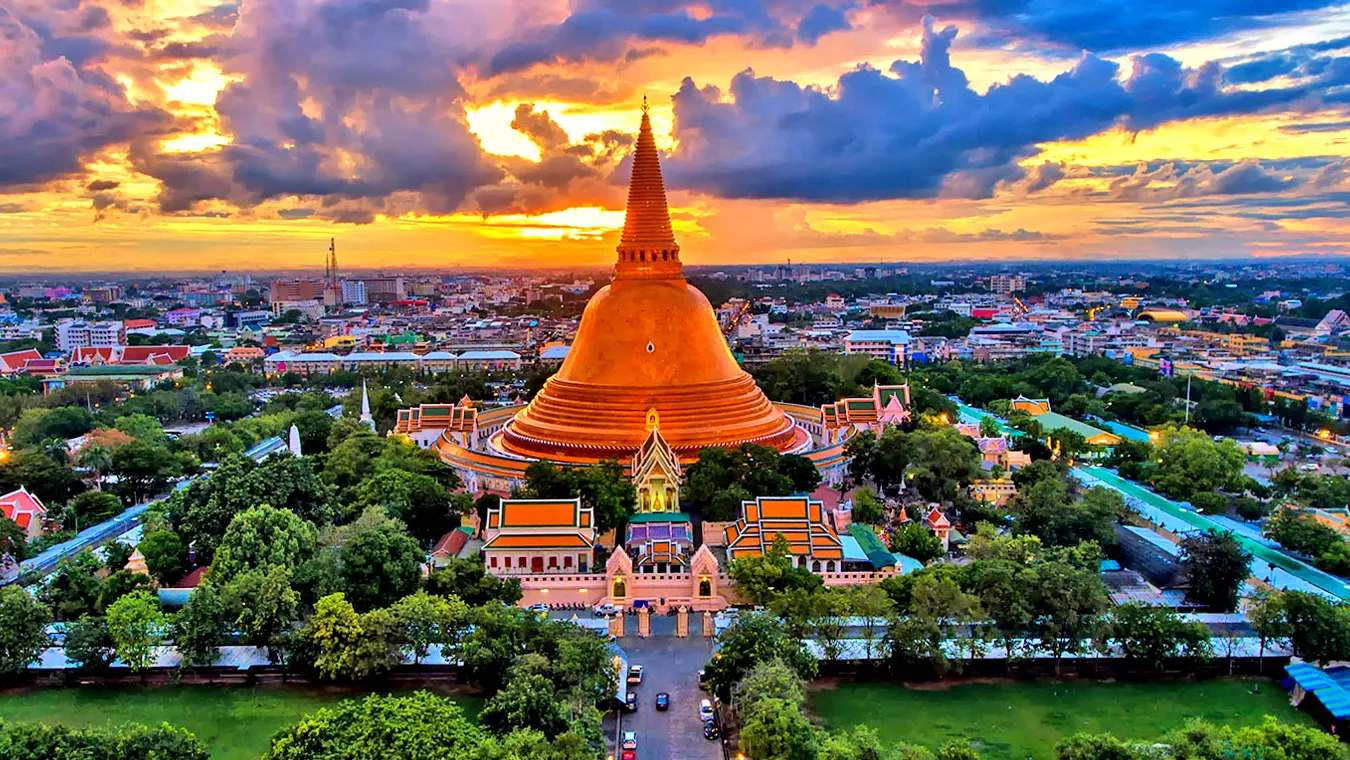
[77,443,112,489]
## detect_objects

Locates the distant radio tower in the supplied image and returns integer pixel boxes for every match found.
[324,238,343,312]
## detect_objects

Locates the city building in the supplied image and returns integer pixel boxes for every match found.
[340,280,368,305]
[989,274,1026,293]
[270,280,325,302]
[843,329,910,365]
[55,319,124,352]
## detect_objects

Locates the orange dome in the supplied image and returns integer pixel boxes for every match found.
[501,105,798,462]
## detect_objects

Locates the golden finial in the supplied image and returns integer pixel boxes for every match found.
[645,407,660,432]
[641,94,649,114]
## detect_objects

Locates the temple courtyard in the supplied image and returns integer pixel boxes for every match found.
[808,679,1316,760]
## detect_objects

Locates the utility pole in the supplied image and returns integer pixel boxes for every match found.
[1184,371,1192,425]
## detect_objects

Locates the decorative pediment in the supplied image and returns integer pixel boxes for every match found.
[690,543,719,574]
[606,545,634,575]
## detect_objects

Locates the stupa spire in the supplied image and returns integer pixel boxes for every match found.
[615,98,680,278]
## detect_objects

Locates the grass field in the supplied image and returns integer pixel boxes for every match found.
[809,679,1317,760]
[0,684,484,760]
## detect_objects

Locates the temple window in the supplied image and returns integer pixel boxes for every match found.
[812,560,821,573]
[519,556,527,569]
[564,556,573,568]
[490,556,498,568]
[504,556,511,569]
[640,251,646,262]
[613,578,627,598]
[826,561,836,573]
[548,556,558,569]
[699,578,712,597]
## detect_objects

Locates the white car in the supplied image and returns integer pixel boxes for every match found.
[627,665,644,684]
[527,603,549,616]
[593,603,620,616]
[622,731,638,750]
[699,698,715,721]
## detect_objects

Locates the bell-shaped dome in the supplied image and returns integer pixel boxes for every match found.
[500,105,799,461]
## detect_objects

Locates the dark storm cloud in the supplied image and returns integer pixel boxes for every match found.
[0,5,171,187]
[138,0,503,217]
[485,0,851,75]
[662,19,1315,202]
[796,3,852,44]
[881,0,1343,54]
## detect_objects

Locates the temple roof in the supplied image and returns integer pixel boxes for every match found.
[724,495,843,560]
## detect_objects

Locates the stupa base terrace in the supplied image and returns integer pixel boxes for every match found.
[397,402,847,494]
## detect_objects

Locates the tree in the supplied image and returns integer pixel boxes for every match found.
[138,529,190,585]
[105,589,167,674]
[0,448,83,504]
[424,556,522,607]
[850,487,883,525]
[0,516,26,563]
[906,428,982,501]
[972,559,1032,665]
[1110,602,1212,670]
[1265,507,1342,559]
[306,593,364,680]
[1279,590,1350,665]
[1026,561,1109,673]
[703,612,817,698]
[339,522,423,611]
[355,470,457,548]
[480,673,569,739]
[13,407,94,447]
[38,551,104,621]
[63,615,116,672]
[912,573,986,663]
[173,582,230,669]
[262,692,483,760]
[64,490,123,531]
[223,565,299,652]
[1151,426,1245,501]
[728,535,821,606]
[978,416,1002,438]
[210,505,317,583]
[889,522,944,563]
[98,568,154,611]
[0,586,51,673]
[1179,530,1252,611]
[0,722,210,760]
[111,438,180,503]
[389,591,468,665]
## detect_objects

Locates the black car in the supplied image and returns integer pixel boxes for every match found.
[655,692,669,711]
[703,720,719,740]
[625,691,638,712]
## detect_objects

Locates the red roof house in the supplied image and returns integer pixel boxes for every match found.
[120,345,191,364]
[0,487,47,539]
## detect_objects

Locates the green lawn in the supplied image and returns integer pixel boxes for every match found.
[0,684,484,760]
[809,679,1317,760]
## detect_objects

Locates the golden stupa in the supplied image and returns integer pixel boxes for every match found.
[500,104,800,462]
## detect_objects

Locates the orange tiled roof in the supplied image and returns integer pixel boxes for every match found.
[724,495,843,560]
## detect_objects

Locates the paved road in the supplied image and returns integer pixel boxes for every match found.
[613,617,724,760]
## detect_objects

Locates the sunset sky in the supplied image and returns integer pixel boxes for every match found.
[5,0,1350,272]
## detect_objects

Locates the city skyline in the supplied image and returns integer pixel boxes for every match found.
[6,0,1350,272]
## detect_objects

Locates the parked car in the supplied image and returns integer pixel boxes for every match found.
[697,669,708,690]
[622,731,638,750]
[655,692,669,711]
[621,752,636,760]
[627,665,644,684]
[593,603,620,616]
[527,603,549,617]
[703,721,720,740]
[625,691,638,712]
[699,698,715,722]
